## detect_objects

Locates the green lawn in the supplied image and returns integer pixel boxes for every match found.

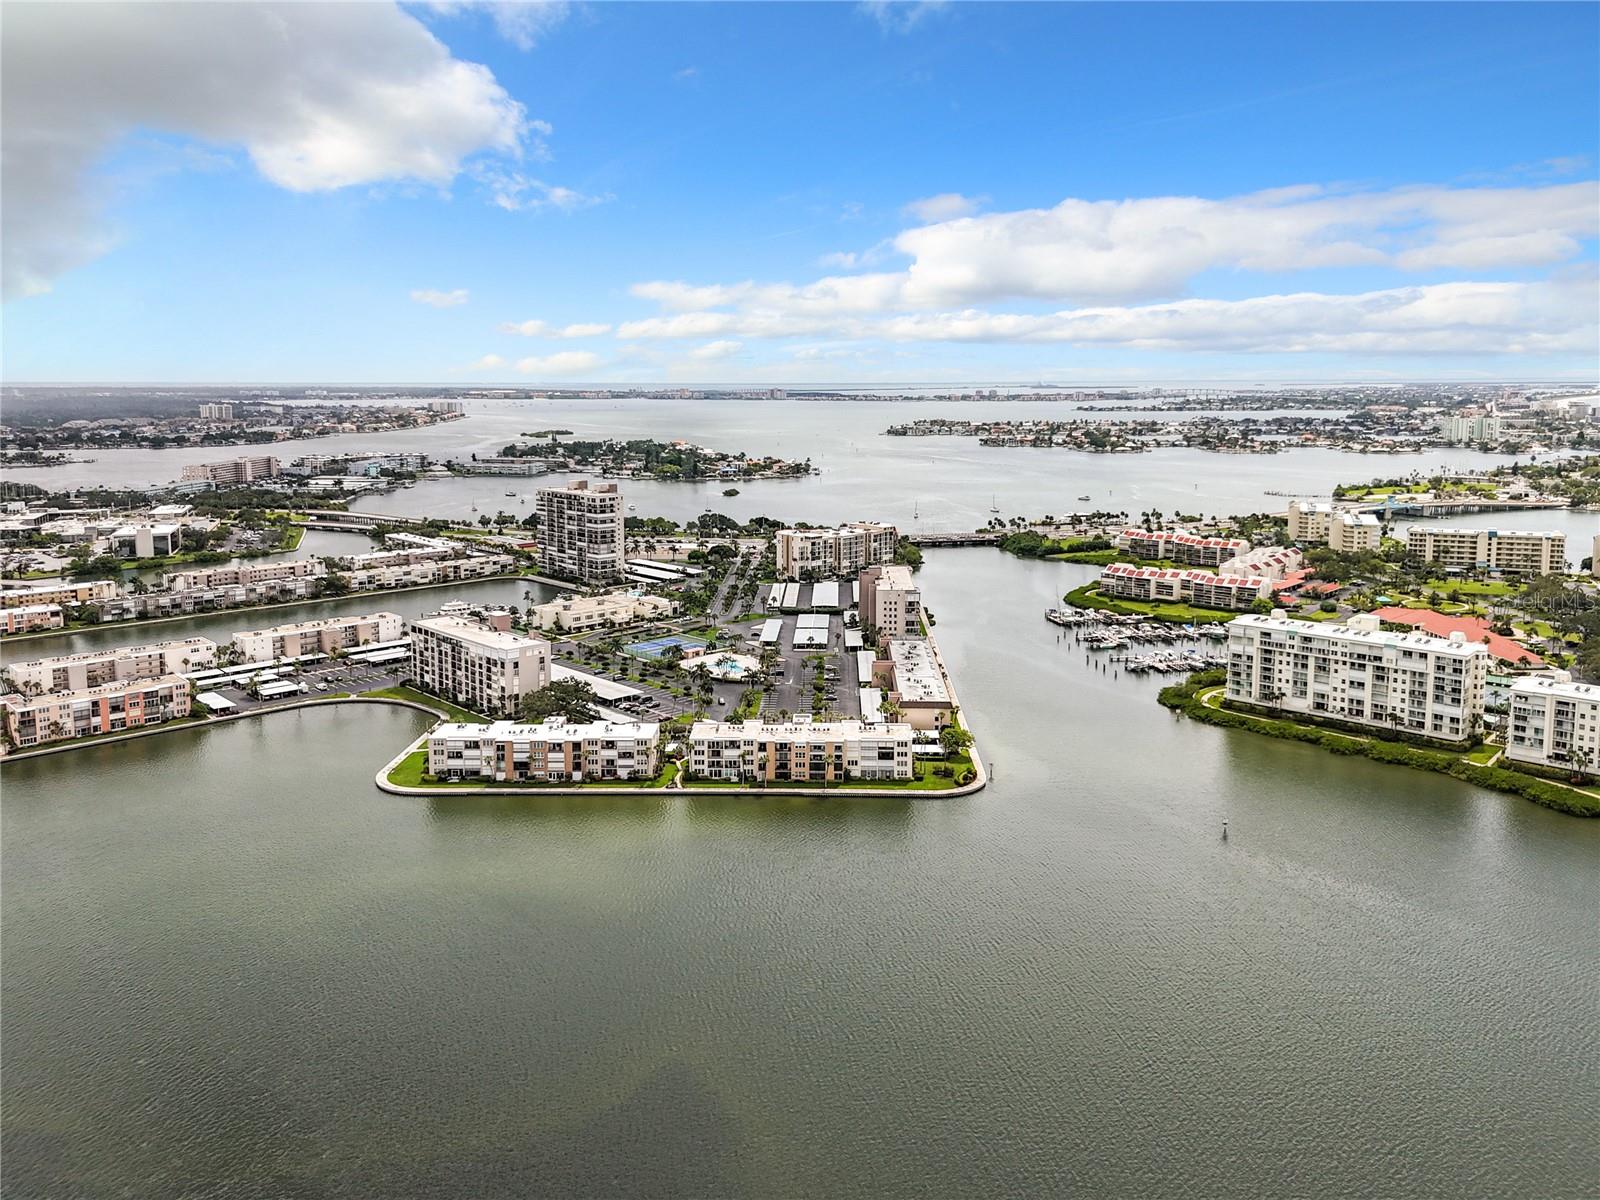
[1065,583,1238,625]
[1464,743,1502,765]
[1422,578,1520,597]
[679,752,975,792]
[362,686,489,724]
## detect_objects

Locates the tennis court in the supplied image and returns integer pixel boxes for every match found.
[624,633,707,659]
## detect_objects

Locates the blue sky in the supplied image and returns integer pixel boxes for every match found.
[3,1,1596,384]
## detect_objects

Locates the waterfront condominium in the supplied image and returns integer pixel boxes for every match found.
[1225,611,1489,745]
[427,717,659,782]
[1328,511,1382,553]
[180,455,281,485]
[3,605,64,634]
[0,579,119,609]
[1506,675,1600,774]
[1285,501,1334,543]
[231,612,403,662]
[1405,527,1567,576]
[1113,530,1250,567]
[536,480,625,583]
[1,674,191,748]
[858,564,922,639]
[775,522,899,580]
[3,637,217,694]
[409,614,551,717]
[1099,563,1270,611]
[164,559,325,592]
[687,718,914,782]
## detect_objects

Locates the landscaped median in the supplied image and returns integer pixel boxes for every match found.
[1159,669,1600,818]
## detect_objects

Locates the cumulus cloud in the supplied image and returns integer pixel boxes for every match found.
[500,319,613,337]
[902,192,983,222]
[2,2,530,298]
[469,353,508,369]
[477,168,611,213]
[515,350,603,374]
[411,288,469,308]
[689,340,742,361]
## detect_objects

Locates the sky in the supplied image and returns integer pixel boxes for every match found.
[2,0,1597,386]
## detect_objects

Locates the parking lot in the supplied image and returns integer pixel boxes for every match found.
[199,657,410,715]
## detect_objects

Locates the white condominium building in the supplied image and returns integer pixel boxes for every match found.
[4,637,217,694]
[409,615,550,717]
[1225,612,1488,745]
[427,718,659,782]
[165,559,325,592]
[1286,501,1334,542]
[112,523,181,558]
[1406,527,1566,576]
[232,612,403,662]
[1111,529,1248,566]
[885,637,954,730]
[198,402,234,420]
[344,554,513,591]
[1506,676,1600,774]
[536,480,625,583]
[858,563,922,638]
[1217,546,1304,582]
[180,455,281,484]
[1,579,119,608]
[1439,409,1501,444]
[775,522,899,579]
[688,718,914,782]
[1329,511,1382,553]
[1100,563,1269,611]
[530,591,676,633]
[1,674,191,747]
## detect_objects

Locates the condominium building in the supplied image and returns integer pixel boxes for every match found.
[343,554,514,591]
[1591,532,1599,579]
[427,718,659,782]
[1406,527,1567,576]
[2,604,64,634]
[0,579,119,608]
[1217,546,1304,582]
[1439,409,1501,445]
[1100,563,1269,611]
[1225,612,1489,745]
[1286,501,1334,543]
[1116,529,1177,560]
[1113,530,1251,567]
[4,637,216,694]
[427,400,465,415]
[1506,675,1600,774]
[530,590,676,633]
[180,455,281,485]
[409,614,551,717]
[97,577,322,621]
[232,612,403,662]
[536,480,625,583]
[688,718,914,782]
[331,545,458,571]
[198,402,234,420]
[885,637,954,730]
[1329,511,1382,553]
[858,563,922,638]
[1,674,191,748]
[164,559,325,592]
[775,522,899,579]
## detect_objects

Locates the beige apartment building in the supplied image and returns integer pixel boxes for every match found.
[1329,511,1382,553]
[536,480,625,583]
[775,522,898,580]
[165,559,324,592]
[427,718,660,782]
[1225,612,1489,745]
[231,612,403,662]
[180,455,281,485]
[858,563,922,639]
[3,605,64,634]
[1,674,191,748]
[1506,675,1600,774]
[688,718,914,782]
[4,637,216,694]
[884,637,956,730]
[1,579,119,609]
[1286,501,1334,543]
[1405,527,1566,576]
[531,591,675,633]
[409,614,551,717]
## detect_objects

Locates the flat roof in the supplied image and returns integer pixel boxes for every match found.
[759,619,783,643]
[195,691,236,710]
[811,581,842,608]
[887,638,950,704]
[797,612,830,629]
[792,628,828,648]
[409,615,547,651]
[549,662,642,701]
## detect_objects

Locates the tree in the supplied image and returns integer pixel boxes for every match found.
[939,725,973,760]
[520,678,600,724]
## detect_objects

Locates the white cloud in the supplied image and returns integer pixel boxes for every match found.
[2,2,529,298]
[500,319,613,337]
[469,353,508,369]
[902,192,983,222]
[411,288,469,308]
[674,66,700,81]
[424,2,572,51]
[859,1,951,34]
[478,168,611,213]
[515,350,603,374]
[689,340,742,361]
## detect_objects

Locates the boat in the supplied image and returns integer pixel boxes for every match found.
[1078,494,1091,501]
[505,490,516,497]
[990,493,1000,513]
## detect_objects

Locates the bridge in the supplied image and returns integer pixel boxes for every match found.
[906,531,1005,547]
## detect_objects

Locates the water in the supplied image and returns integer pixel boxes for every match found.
[4,550,1596,1198]
[17,397,1576,533]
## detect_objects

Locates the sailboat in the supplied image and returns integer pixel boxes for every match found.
[989,494,1000,513]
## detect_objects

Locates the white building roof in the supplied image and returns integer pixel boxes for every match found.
[887,638,950,704]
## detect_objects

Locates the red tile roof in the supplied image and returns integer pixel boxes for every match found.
[1370,607,1544,666]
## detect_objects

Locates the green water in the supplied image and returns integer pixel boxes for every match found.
[3,551,1596,1197]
